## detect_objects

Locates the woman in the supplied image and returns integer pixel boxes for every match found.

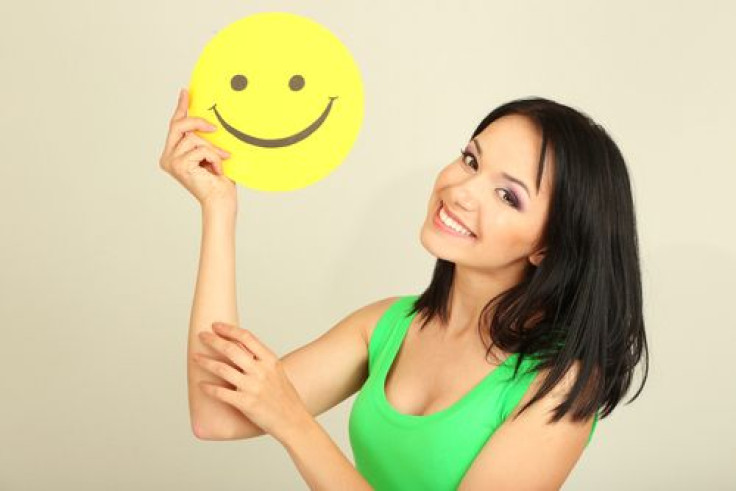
[159,90,648,490]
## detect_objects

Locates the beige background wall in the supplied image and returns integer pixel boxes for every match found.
[1,0,734,489]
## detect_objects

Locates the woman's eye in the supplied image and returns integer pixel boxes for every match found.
[458,148,520,210]
[496,189,519,209]
[460,149,478,171]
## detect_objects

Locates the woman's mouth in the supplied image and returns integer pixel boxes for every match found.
[433,201,477,239]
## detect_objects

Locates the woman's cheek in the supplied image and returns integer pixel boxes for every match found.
[484,213,527,250]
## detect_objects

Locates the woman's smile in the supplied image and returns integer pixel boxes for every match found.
[433,201,477,240]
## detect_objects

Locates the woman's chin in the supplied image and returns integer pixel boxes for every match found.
[420,225,457,262]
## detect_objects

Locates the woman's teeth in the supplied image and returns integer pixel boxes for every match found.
[439,206,473,236]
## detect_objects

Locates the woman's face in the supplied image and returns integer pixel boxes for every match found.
[419,114,554,274]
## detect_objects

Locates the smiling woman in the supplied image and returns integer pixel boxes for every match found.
[347,97,649,490]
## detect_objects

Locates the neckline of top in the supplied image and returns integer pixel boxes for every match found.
[377,298,518,422]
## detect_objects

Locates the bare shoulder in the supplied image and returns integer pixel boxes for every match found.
[458,359,595,490]
[509,359,586,420]
[352,296,402,347]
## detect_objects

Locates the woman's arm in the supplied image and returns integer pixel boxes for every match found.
[282,415,372,491]
[157,88,261,439]
[187,202,262,439]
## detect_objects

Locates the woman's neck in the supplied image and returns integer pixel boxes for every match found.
[443,263,525,337]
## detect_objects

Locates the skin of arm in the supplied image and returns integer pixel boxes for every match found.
[281,414,373,491]
[187,201,263,439]
[458,363,594,490]
[191,304,375,488]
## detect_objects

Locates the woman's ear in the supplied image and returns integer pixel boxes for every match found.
[528,248,546,267]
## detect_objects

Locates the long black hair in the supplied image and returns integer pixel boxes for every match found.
[410,96,648,423]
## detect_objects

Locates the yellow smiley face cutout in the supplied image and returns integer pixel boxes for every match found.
[187,12,365,192]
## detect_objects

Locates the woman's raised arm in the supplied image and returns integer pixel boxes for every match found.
[158,89,262,439]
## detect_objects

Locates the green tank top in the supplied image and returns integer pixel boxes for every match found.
[348,295,598,490]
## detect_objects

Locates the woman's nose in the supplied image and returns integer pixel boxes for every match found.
[451,186,476,212]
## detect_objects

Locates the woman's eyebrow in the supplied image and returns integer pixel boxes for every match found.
[501,172,530,198]
[473,137,483,156]
[472,138,532,198]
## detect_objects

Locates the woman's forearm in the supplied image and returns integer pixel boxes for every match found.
[187,204,246,438]
[282,416,373,490]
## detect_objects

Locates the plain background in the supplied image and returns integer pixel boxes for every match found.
[1,0,734,489]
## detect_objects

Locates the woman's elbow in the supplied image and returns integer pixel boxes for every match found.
[191,418,224,440]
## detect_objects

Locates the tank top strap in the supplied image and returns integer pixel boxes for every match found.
[367,295,418,372]
[497,355,544,421]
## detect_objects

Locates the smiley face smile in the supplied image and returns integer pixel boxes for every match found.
[208,96,338,148]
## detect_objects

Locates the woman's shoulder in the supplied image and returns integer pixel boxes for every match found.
[357,295,411,343]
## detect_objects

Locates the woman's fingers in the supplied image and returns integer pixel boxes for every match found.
[160,89,222,162]
[163,144,220,180]
[162,117,218,161]
[193,353,245,388]
[160,89,191,161]
[179,145,224,175]
[171,88,188,123]
[160,89,230,171]
[161,132,227,177]
[211,323,275,362]
[158,89,238,206]
[172,132,230,162]
[198,331,258,373]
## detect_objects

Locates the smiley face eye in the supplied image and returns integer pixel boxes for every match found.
[289,74,305,91]
[231,74,248,91]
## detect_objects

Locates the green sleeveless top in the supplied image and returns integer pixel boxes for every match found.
[348,295,598,490]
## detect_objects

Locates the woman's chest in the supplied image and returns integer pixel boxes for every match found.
[383,322,506,417]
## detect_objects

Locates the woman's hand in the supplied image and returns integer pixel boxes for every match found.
[159,89,237,210]
[192,322,312,445]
